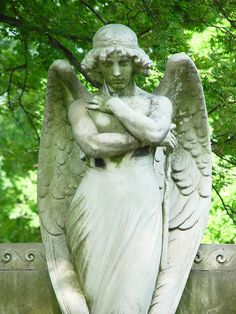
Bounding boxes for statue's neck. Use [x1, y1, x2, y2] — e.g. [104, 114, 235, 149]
[103, 82, 136, 97]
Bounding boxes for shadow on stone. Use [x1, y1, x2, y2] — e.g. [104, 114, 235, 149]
[0, 243, 235, 314]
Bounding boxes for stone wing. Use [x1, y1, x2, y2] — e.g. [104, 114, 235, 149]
[150, 53, 212, 314]
[38, 60, 90, 313]
[38, 60, 89, 235]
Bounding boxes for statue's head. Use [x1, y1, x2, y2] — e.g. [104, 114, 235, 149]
[81, 24, 152, 86]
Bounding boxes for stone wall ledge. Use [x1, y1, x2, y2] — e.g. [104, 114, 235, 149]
[0, 243, 235, 313]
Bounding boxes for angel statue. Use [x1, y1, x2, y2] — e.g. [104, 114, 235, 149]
[38, 24, 212, 314]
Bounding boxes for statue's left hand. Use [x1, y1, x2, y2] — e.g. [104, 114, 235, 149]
[87, 95, 114, 113]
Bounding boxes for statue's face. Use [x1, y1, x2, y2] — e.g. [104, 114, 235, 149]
[99, 52, 133, 91]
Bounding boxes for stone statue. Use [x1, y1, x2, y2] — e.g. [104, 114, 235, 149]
[38, 24, 212, 314]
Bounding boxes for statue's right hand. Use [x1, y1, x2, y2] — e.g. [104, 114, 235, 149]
[160, 125, 177, 151]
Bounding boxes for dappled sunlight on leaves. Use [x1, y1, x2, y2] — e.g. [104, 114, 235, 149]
[0, 0, 235, 242]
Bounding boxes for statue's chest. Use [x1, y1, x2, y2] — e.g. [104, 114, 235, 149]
[88, 110, 126, 133]
[88, 95, 151, 133]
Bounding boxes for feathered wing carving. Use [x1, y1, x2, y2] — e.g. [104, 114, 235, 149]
[150, 53, 212, 314]
[38, 60, 90, 314]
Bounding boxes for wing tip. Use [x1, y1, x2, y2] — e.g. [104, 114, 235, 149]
[168, 52, 191, 63]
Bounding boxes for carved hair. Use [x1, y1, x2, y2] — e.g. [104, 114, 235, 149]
[81, 24, 152, 83]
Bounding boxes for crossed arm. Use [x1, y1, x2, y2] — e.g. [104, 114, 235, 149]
[107, 95, 173, 145]
[69, 100, 141, 158]
[69, 96, 174, 159]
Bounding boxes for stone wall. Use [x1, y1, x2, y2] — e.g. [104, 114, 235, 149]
[0, 244, 235, 314]
[177, 244, 236, 314]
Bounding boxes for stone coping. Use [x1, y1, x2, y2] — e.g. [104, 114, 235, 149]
[0, 243, 235, 313]
[1, 243, 235, 271]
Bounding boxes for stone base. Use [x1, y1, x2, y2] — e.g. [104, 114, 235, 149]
[0, 244, 235, 314]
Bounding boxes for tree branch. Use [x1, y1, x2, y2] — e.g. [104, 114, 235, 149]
[213, 185, 236, 225]
[0, 13, 22, 27]
[0, 90, 7, 96]
[207, 23, 236, 38]
[0, 12, 91, 43]
[79, 0, 107, 24]
[212, 150, 236, 166]
[138, 27, 152, 37]
[224, 134, 235, 144]
[140, 0, 156, 24]
[2, 35, 40, 140]
[208, 104, 226, 115]
[2, 63, 33, 116]
[0, 13, 99, 88]
[48, 36, 100, 87]
[66, 34, 91, 43]
[7, 70, 14, 108]
[213, 0, 236, 29]
[19, 39, 40, 141]
[4, 64, 27, 73]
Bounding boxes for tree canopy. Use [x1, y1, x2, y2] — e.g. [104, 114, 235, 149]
[0, 0, 235, 243]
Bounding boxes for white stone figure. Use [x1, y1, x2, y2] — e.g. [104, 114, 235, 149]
[38, 24, 212, 314]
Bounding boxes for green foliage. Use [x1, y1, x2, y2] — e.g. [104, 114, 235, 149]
[0, 157, 40, 242]
[0, 0, 235, 242]
[203, 155, 236, 243]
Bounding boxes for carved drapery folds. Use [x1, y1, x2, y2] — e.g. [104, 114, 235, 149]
[38, 24, 211, 314]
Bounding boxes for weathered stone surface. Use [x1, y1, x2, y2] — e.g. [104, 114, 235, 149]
[0, 243, 235, 314]
[0, 243, 60, 314]
[39, 23, 211, 314]
[177, 244, 236, 314]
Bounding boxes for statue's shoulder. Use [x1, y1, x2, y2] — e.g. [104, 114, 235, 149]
[135, 86, 152, 99]
[136, 86, 171, 109]
[68, 97, 91, 119]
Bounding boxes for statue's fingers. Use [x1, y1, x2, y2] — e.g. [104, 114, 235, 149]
[172, 136, 177, 145]
[88, 98, 99, 105]
[86, 104, 99, 110]
[88, 99, 97, 104]
[91, 95, 102, 103]
[169, 137, 177, 148]
[171, 133, 177, 143]
[172, 137, 177, 146]
[96, 95, 103, 102]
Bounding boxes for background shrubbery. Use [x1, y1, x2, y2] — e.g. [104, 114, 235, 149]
[0, 0, 235, 242]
